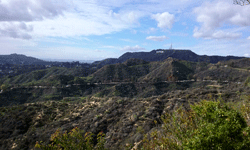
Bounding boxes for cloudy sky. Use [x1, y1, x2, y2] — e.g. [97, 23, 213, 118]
[0, 0, 250, 61]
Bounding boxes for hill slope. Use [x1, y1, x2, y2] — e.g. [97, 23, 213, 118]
[91, 57, 250, 83]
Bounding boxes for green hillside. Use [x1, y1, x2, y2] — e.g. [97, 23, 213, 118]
[91, 58, 150, 83]
[1, 67, 94, 86]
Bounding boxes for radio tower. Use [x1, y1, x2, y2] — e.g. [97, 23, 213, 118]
[169, 42, 172, 50]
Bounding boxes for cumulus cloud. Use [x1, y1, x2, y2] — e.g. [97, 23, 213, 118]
[0, 0, 145, 39]
[193, 0, 250, 39]
[109, 10, 143, 24]
[0, 22, 33, 39]
[121, 45, 145, 52]
[0, 0, 67, 22]
[146, 35, 168, 41]
[193, 27, 241, 39]
[0, 0, 191, 40]
[0, 0, 67, 39]
[152, 12, 174, 29]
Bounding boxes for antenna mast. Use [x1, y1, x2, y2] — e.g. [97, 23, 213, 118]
[169, 42, 172, 49]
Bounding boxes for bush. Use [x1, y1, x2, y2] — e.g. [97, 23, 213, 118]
[141, 100, 250, 150]
[35, 127, 106, 150]
[245, 76, 250, 87]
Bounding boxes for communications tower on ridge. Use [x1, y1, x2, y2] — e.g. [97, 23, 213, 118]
[169, 43, 173, 50]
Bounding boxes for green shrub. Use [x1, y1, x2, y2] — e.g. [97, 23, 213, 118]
[141, 100, 250, 150]
[245, 76, 250, 87]
[184, 101, 250, 150]
[35, 127, 106, 150]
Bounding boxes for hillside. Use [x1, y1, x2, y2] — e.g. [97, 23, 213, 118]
[1, 67, 94, 86]
[1, 58, 249, 105]
[91, 58, 150, 83]
[91, 58, 201, 83]
[0, 53, 46, 65]
[92, 49, 245, 68]
[91, 57, 250, 83]
[0, 82, 250, 149]
[0, 57, 250, 149]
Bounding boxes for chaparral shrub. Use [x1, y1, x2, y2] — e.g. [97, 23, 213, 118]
[245, 76, 250, 87]
[35, 127, 106, 150]
[141, 100, 250, 150]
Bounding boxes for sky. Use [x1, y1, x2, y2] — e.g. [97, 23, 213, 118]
[0, 0, 250, 61]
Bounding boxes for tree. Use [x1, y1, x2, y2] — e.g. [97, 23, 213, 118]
[234, 0, 250, 5]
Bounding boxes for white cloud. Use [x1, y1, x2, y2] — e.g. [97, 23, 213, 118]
[244, 53, 250, 57]
[247, 36, 250, 40]
[193, 27, 241, 39]
[0, 0, 196, 40]
[109, 10, 143, 24]
[121, 45, 145, 52]
[146, 35, 168, 41]
[0, 0, 67, 22]
[0, 0, 145, 39]
[28, 10, 142, 37]
[0, 0, 67, 39]
[144, 27, 157, 34]
[0, 22, 33, 39]
[152, 12, 175, 29]
[120, 38, 135, 42]
[193, 0, 250, 39]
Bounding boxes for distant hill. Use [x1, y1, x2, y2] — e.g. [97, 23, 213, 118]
[92, 49, 245, 68]
[91, 58, 194, 83]
[91, 57, 250, 83]
[0, 53, 46, 65]
[91, 58, 150, 83]
[0, 54, 93, 66]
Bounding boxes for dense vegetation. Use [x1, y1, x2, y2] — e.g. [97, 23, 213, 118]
[0, 57, 250, 149]
[33, 99, 250, 150]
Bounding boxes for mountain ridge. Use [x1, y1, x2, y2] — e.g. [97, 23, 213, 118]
[92, 49, 245, 68]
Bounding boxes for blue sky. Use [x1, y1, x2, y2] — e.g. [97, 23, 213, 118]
[0, 0, 250, 61]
